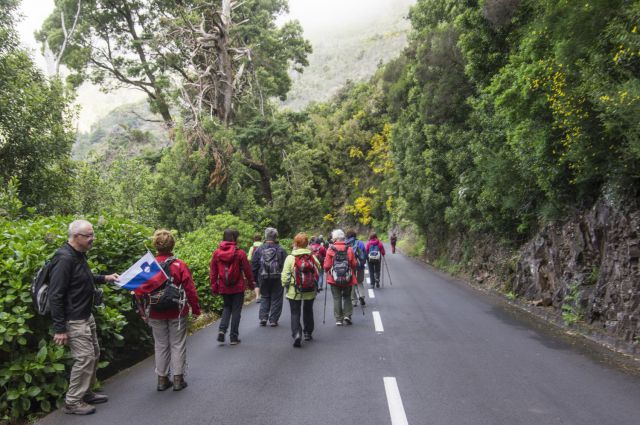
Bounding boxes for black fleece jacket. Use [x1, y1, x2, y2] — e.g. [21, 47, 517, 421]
[48, 243, 105, 333]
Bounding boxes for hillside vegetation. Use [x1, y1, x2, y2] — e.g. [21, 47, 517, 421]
[73, 101, 169, 160]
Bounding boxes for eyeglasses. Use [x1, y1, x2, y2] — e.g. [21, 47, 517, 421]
[77, 233, 95, 238]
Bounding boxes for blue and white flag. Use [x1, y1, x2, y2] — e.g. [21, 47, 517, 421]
[114, 252, 167, 295]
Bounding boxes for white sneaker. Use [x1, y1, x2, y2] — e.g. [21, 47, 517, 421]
[336, 320, 343, 326]
[344, 316, 352, 325]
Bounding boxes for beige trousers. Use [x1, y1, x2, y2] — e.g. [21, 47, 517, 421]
[148, 317, 187, 377]
[66, 315, 100, 404]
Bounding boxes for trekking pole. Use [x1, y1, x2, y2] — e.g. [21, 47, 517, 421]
[354, 284, 365, 315]
[383, 256, 393, 286]
[323, 272, 328, 324]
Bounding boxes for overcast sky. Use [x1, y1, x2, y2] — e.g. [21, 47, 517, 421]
[16, 0, 416, 130]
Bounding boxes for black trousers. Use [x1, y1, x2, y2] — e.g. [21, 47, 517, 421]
[259, 278, 284, 323]
[219, 292, 244, 339]
[288, 298, 315, 338]
[368, 260, 381, 285]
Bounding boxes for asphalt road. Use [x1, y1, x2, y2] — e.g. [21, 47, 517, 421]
[36, 247, 640, 425]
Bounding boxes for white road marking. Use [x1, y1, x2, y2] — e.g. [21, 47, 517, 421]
[373, 311, 384, 332]
[368, 289, 375, 298]
[384, 377, 409, 425]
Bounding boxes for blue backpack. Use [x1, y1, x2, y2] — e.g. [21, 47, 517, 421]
[351, 240, 367, 269]
[368, 243, 381, 262]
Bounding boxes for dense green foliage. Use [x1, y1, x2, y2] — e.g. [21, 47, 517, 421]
[0, 1, 75, 214]
[385, 0, 640, 247]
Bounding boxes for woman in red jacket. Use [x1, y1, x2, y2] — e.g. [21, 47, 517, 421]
[142, 229, 201, 392]
[209, 228, 255, 345]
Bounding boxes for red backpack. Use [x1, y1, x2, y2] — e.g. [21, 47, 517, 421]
[294, 254, 319, 293]
[217, 249, 241, 286]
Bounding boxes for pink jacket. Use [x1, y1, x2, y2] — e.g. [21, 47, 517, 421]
[365, 237, 386, 256]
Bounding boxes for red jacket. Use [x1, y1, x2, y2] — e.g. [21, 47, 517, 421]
[209, 241, 255, 294]
[365, 237, 386, 256]
[309, 243, 326, 264]
[323, 242, 357, 286]
[148, 253, 201, 320]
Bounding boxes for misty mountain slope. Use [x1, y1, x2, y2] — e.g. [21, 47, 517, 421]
[73, 101, 169, 160]
[283, 11, 411, 110]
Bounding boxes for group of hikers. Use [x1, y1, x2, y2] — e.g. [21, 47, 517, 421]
[45, 219, 397, 415]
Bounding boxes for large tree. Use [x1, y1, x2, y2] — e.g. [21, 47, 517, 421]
[38, 0, 311, 199]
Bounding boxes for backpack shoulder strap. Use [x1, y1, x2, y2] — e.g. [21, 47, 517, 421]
[160, 256, 177, 283]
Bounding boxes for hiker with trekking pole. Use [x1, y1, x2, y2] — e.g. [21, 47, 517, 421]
[346, 229, 367, 314]
[365, 232, 385, 289]
[323, 229, 358, 326]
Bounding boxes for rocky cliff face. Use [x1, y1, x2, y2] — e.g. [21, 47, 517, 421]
[514, 197, 640, 343]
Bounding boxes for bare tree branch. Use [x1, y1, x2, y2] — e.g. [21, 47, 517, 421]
[54, 0, 82, 75]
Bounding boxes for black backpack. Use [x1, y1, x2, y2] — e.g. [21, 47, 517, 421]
[330, 245, 352, 286]
[148, 257, 184, 312]
[259, 246, 281, 279]
[31, 259, 56, 315]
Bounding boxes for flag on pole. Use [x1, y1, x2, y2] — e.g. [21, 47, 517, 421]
[115, 252, 167, 295]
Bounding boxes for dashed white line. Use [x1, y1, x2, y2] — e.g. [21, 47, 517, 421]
[372, 311, 384, 332]
[384, 377, 409, 425]
[368, 289, 375, 298]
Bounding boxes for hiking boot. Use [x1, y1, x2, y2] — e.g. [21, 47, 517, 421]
[336, 320, 343, 326]
[344, 316, 352, 325]
[230, 338, 241, 345]
[157, 375, 172, 391]
[217, 331, 225, 343]
[269, 321, 278, 327]
[63, 401, 96, 415]
[83, 392, 108, 404]
[303, 333, 312, 341]
[293, 332, 302, 348]
[259, 320, 267, 327]
[173, 374, 188, 391]
[359, 296, 366, 306]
